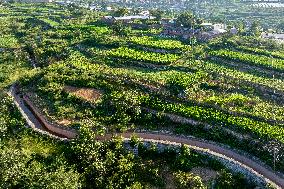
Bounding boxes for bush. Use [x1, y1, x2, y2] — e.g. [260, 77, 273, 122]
[173, 171, 206, 189]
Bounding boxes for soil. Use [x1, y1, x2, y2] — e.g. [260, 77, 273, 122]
[64, 86, 102, 101]
[191, 167, 218, 184]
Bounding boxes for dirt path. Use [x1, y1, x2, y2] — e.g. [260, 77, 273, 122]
[121, 133, 284, 188]
[9, 85, 284, 188]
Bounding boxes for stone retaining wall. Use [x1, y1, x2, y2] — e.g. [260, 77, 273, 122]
[23, 95, 78, 139]
[124, 139, 279, 189]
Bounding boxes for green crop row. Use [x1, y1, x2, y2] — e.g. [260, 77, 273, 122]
[129, 36, 189, 51]
[209, 49, 284, 72]
[139, 94, 284, 143]
[107, 47, 180, 65]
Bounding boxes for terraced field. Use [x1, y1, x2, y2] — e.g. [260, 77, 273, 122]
[10, 5, 283, 173]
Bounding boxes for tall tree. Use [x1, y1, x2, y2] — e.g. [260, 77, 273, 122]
[113, 7, 129, 17]
[250, 21, 261, 36]
[150, 9, 164, 21]
[176, 12, 195, 28]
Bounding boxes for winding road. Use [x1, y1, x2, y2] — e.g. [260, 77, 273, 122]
[8, 85, 284, 188]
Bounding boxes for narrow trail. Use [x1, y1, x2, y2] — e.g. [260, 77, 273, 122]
[8, 85, 284, 188]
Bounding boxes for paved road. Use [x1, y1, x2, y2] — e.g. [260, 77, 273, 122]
[9, 85, 284, 188]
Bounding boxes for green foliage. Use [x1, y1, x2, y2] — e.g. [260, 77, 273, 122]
[173, 171, 206, 189]
[0, 93, 81, 189]
[149, 9, 164, 21]
[249, 21, 261, 37]
[100, 90, 141, 132]
[129, 36, 189, 51]
[1, 3, 283, 187]
[70, 126, 138, 188]
[112, 21, 132, 36]
[113, 7, 129, 17]
[176, 12, 195, 28]
[215, 169, 255, 189]
[0, 35, 19, 48]
[209, 49, 284, 72]
[108, 47, 180, 65]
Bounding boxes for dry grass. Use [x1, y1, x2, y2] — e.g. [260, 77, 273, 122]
[64, 86, 103, 102]
[57, 119, 72, 126]
[191, 167, 218, 184]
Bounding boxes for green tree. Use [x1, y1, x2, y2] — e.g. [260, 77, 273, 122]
[150, 9, 164, 21]
[71, 126, 139, 188]
[250, 21, 261, 36]
[113, 7, 129, 17]
[173, 171, 206, 189]
[112, 21, 132, 37]
[176, 12, 195, 28]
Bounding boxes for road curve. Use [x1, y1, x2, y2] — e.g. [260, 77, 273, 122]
[9, 85, 284, 188]
[122, 133, 284, 188]
[98, 132, 284, 188]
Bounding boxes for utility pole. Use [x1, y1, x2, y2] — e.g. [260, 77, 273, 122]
[191, 18, 195, 60]
[272, 56, 277, 172]
[274, 146, 276, 171]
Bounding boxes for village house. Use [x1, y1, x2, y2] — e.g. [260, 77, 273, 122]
[101, 15, 155, 24]
[162, 21, 229, 41]
[20, 0, 53, 2]
[262, 33, 284, 40]
[162, 25, 199, 39]
[261, 32, 284, 43]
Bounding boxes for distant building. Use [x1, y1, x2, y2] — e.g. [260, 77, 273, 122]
[230, 27, 238, 35]
[102, 15, 155, 24]
[139, 10, 150, 16]
[213, 23, 226, 30]
[261, 33, 284, 42]
[162, 26, 198, 39]
[20, 0, 53, 2]
[200, 23, 213, 27]
[106, 7, 113, 11]
[162, 21, 229, 41]
[198, 30, 226, 41]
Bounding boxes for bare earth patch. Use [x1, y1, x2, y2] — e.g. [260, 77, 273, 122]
[57, 119, 72, 126]
[191, 167, 218, 184]
[64, 86, 103, 102]
[164, 170, 176, 189]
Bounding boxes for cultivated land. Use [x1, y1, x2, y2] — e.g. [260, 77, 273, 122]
[0, 2, 284, 188]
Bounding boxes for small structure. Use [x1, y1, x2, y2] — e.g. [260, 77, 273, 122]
[106, 7, 113, 11]
[162, 26, 198, 39]
[200, 23, 213, 27]
[139, 10, 150, 16]
[262, 33, 284, 40]
[162, 21, 229, 41]
[261, 33, 284, 43]
[230, 27, 238, 35]
[20, 0, 53, 2]
[213, 23, 227, 30]
[102, 15, 155, 24]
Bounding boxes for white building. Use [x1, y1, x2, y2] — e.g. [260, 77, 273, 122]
[262, 33, 284, 42]
[102, 15, 155, 24]
[230, 27, 238, 34]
